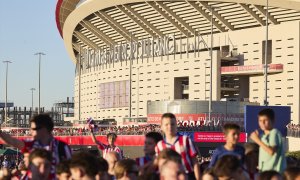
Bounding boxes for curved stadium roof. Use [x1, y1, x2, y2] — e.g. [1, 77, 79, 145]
[56, 0, 300, 63]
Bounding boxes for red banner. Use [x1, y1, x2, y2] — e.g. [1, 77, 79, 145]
[194, 132, 247, 143]
[0, 136, 145, 146]
[221, 64, 283, 73]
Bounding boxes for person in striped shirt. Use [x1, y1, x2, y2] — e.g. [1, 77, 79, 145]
[155, 113, 200, 180]
[91, 130, 123, 159]
[136, 132, 163, 168]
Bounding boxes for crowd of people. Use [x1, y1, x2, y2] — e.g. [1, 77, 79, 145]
[3, 120, 300, 138]
[2, 123, 246, 137]
[287, 123, 300, 138]
[0, 110, 298, 179]
[1, 125, 161, 137]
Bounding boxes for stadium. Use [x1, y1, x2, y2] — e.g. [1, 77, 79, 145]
[56, 0, 300, 126]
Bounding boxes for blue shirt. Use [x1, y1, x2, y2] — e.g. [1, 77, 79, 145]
[208, 145, 245, 168]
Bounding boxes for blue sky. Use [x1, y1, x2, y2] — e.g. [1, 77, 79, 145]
[0, 0, 74, 110]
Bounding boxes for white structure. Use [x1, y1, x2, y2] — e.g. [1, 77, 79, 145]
[56, 0, 300, 124]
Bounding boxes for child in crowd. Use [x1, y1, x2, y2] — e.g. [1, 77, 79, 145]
[136, 132, 163, 167]
[155, 113, 200, 180]
[250, 108, 287, 173]
[91, 129, 123, 159]
[139, 148, 182, 180]
[95, 157, 110, 180]
[213, 155, 249, 180]
[56, 160, 71, 180]
[201, 168, 215, 180]
[69, 152, 100, 180]
[114, 159, 139, 180]
[283, 167, 300, 180]
[160, 159, 187, 180]
[106, 151, 120, 178]
[156, 149, 182, 173]
[209, 123, 245, 168]
[259, 170, 282, 180]
[244, 143, 259, 179]
[22, 148, 52, 180]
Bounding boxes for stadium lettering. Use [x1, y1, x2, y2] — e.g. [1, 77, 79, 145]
[76, 33, 208, 73]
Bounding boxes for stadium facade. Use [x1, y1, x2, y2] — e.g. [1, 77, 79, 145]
[56, 0, 300, 124]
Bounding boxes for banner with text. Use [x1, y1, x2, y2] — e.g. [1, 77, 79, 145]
[147, 113, 244, 126]
[194, 132, 247, 143]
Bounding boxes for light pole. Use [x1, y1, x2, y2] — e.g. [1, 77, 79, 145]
[208, 7, 213, 123]
[204, 62, 207, 100]
[264, 0, 269, 106]
[30, 88, 36, 116]
[137, 66, 141, 118]
[208, 6, 217, 122]
[3, 61, 12, 124]
[34, 52, 45, 114]
[129, 33, 133, 118]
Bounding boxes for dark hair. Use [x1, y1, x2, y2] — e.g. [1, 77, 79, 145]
[223, 123, 240, 134]
[203, 168, 215, 178]
[56, 160, 70, 175]
[114, 159, 138, 179]
[107, 132, 117, 139]
[244, 143, 259, 176]
[157, 149, 181, 165]
[258, 108, 275, 123]
[145, 132, 163, 143]
[30, 114, 54, 132]
[70, 152, 100, 178]
[200, 162, 211, 174]
[259, 170, 281, 180]
[161, 113, 176, 121]
[283, 167, 300, 180]
[98, 157, 108, 172]
[29, 148, 52, 163]
[213, 155, 240, 178]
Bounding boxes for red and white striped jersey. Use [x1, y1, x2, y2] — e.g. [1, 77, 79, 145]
[135, 156, 152, 167]
[97, 143, 123, 159]
[155, 135, 198, 173]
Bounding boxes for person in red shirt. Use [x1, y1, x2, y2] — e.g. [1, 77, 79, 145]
[136, 132, 163, 168]
[91, 129, 123, 159]
[155, 113, 200, 180]
[0, 114, 71, 180]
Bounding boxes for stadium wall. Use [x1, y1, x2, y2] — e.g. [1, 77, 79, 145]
[73, 21, 300, 124]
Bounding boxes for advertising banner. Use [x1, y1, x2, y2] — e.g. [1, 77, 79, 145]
[178, 131, 194, 140]
[0, 136, 145, 146]
[194, 132, 247, 143]
[244, 106, 290, 136]
[147, 113, 244, 126]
